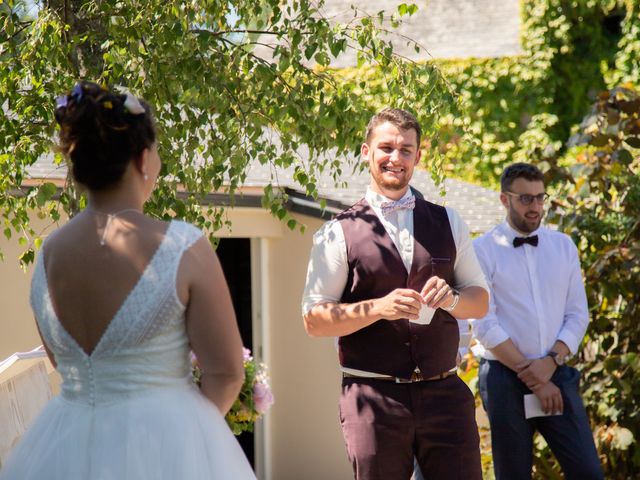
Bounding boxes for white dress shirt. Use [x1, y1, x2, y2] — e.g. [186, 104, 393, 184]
[471, 221, 589, 360]
[302, 187, 489, 315]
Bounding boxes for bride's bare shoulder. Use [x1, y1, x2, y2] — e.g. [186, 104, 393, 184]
[42, 213, 172, 262]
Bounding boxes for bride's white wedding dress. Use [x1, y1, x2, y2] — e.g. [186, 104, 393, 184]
[0, 221, 256, 479]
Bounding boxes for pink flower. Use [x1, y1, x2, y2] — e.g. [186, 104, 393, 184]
[253, 381, 274, 414]
[242, 347, 252, 361]
[190, 351, 199, 366]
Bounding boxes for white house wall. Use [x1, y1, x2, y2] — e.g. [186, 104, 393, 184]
[0, 215, 57, 360]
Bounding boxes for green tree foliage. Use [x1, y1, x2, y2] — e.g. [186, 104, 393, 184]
[331, 1, 638, 188]
[435, 0, 637, 186]
[546, 85, 640, 479]
[0, 0, 456, 263]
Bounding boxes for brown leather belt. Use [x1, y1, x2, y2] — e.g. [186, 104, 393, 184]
[342, 369, 456, 383]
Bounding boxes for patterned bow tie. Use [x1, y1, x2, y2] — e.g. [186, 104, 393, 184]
[513, 235, 539, 248]
[380, 196, 416, 217]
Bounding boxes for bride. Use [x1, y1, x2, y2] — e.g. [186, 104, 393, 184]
[0, 81, 256, 479]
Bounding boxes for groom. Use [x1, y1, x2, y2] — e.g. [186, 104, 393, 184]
[301, 108, 489, 479]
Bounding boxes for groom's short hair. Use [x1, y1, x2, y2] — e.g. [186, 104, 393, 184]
[365, 108, 421, 146]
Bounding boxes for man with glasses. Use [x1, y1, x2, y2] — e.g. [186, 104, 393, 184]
[471, 163, 603, 479]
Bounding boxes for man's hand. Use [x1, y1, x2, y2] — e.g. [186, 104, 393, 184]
[420, 276, 454, 309]
[532, 381, 563, 415]
[517, 357, 556, 390]
[375, 288, 424, 321]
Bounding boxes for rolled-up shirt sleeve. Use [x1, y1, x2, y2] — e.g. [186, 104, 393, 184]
[470, 237, 510, 349]
[446, 207, 489, 292]
[458, 320, 472, 356]
[301, 220, 349, 315]
[556, 241, 589, 354]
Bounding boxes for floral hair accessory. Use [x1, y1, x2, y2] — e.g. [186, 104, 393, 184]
[55, 95, 68, 110]
[71, 83, 83, 102]
[123, 92, 145, 115]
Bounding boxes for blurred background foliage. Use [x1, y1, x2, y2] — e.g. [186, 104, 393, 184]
[545, 84, 639, 480]
[336, 0, 638, 188]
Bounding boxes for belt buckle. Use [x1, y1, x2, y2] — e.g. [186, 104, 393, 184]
[396, 371, 422, 383]
[395, 376, 412, 384]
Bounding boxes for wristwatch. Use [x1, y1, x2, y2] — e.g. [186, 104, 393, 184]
[546, 351, 565, 367]
[442, 289, 460, 312]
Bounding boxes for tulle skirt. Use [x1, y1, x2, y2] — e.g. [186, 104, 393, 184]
[0, 385, 256, 480]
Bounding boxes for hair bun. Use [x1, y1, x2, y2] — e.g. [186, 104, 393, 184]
[55, 81, 156, 191]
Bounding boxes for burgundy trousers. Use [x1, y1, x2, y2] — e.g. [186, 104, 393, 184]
[339, 374, 482, 480]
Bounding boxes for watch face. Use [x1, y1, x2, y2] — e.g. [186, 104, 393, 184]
[548, 351, 562, 366]
[549, 352, 563, 366]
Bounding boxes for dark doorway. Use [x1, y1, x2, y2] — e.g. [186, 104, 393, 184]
[216, 238, 254, 467]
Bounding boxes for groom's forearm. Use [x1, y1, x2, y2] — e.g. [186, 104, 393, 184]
[303, 300, 382, 337]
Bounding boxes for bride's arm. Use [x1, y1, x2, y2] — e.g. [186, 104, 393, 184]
[180, 236, 244, 415]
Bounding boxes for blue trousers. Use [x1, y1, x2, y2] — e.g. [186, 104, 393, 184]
[478, 359, 603, 480]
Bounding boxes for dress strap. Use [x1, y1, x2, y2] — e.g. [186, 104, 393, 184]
[170, 221, 205, 254]
[162, 221, 205, 288]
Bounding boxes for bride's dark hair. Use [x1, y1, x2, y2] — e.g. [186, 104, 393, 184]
[54, 81, 156, 191]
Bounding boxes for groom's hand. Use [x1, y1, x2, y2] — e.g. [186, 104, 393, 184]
[375, 288, 423, 321]
[420, 276, 454, 309]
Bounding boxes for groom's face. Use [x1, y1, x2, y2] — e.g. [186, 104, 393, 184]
[362, 121, 421, 197]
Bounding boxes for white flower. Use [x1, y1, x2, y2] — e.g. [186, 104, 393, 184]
[123, 92, 145, 115]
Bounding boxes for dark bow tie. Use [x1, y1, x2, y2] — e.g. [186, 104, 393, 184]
[513, 235, 539, 248]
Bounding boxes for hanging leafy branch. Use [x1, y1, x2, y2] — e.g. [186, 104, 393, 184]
[0, 0, 459, 265]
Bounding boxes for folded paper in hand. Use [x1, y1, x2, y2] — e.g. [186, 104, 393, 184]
[411, 305, 435, 325]
[524, 393, 562, 419]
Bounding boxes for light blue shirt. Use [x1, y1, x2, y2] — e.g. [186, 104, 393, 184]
[471, 222, 589, 359]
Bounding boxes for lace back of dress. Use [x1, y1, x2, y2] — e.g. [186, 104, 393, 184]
[115, 221, 203, 349]
[30, 221, 204, 358]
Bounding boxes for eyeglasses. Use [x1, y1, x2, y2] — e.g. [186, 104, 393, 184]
[503, 191, 549, 205]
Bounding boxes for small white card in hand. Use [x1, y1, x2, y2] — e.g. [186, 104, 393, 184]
[411, 305, 435, 325]
[524, 394, 561, 419]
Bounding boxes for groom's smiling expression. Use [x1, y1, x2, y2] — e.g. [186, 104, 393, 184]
[362, 121, 421, 200]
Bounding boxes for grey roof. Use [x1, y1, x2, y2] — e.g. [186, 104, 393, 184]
[320, 0, 522, 67]
[243, 160, 503, 233]
[26, 156, 503, 234]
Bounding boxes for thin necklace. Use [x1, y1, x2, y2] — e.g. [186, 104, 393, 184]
[85, 206, 143, 246]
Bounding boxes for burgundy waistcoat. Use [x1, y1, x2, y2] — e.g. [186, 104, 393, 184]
[337, 198, 459, 379]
